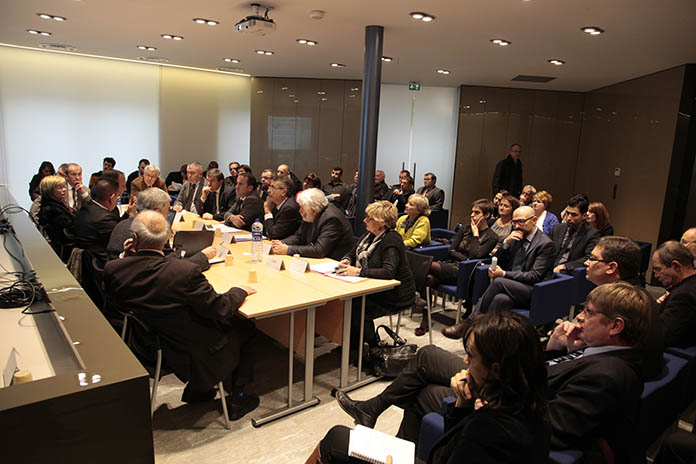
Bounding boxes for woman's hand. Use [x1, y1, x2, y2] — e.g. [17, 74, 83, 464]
[336, 264, 360, 276]
[450, 369, 472, 407]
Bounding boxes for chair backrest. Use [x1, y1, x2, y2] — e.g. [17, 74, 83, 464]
[405, 250, 433, 293]
[634, 240, 652, 281]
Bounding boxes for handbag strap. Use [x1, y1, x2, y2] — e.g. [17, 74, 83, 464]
[375, 324, 407, 346]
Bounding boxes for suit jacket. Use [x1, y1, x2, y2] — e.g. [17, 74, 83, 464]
[447, 225, 498, 262]
[223, 191, 265, 231]
[282, 203, 355, 260]
[130, 176, 167, 197]
[551, 222, 600, 271]
[417, 186, 445, 210]
[71, 199, 122, 262]
[263, 196, 301, 240]
[103, 251, 250, 392]
[495, 229, 555, 285]
[174, 178, 206, 212]
[492, 155, 523, 197]
[659, 274, 696, 348]
[66, 182, 90, 211]
[195, 183, 235, 221]
[390, 186, 415, 213]
[322, 181, 350, 210]
[539, 211, 560, 236]
[547, 348, 643, 463]
[374, 180, 390, 201]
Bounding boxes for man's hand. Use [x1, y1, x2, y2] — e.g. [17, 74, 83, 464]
[271, 240, 289, 255]
[202, 213, 213, 220]
[228, 214, 246, 228]
[240, 285, 257, 296]
[201, 246, 216, 260]
[488, 266, 504, 280]
[75, 182, 88, 197]
[264, 197, 276, 214]
[200, 186, 211, 201]
[546, 321, 584, 352]
[504, 230, 524, 244]
[553, 264, 566, 274]
[173, 204, 183, 212]
[470, 218, 479, 237]
[450, 369, 472, 407]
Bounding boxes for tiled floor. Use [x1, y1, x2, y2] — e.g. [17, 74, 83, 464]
[152, 300, 466, 463]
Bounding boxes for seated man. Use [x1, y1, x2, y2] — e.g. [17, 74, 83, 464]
[389, 175, 415, 214]
[223, 172, 264, 231]
[373, 170, 390, 201]
[263, 176, 301, 240]
[173, 162, 206, 214]
[551, 195, 599, 273]
[106, 187, 214, 269]
[130, 164, 167, 196]
[71, 177, 122, 263]
[103, 211, 259, 419]
[276, 163, 302, 195]
[652, 241, 696, 348]
[271, 188, 354, 260]
[258, 168, 274, 202]
[337, 282, 653, 463]
[681, 227, 696, 265]
[88, 156, 115, 188]
[224, 161, 240, 189]
[519, 184, 536, 206]
[196, 168, 234, 221]
[416, 172, 445, 210]
[65, 162, 91, 211]
[322, 166, 350, 210]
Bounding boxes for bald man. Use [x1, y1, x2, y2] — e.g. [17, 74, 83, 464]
[681, 227, 696, 265]
[277, 163, 302, 195]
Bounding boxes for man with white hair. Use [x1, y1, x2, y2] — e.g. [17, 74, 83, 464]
[130, 164, 166, 196]
[173, 162, 206, 213]
[271, 188, 354, 260]
[65, 162, 91, 210]
[103, 210, 260, 419]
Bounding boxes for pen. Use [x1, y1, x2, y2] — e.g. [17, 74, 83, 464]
[459, 377, 467, 382]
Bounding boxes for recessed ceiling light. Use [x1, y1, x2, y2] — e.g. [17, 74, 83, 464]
[37, 13, 66, 21]
[137, 45, 157, 51]
[437, 69, 451, 75]
[193, 18, 219, 25]
[382, 56, 392, 62]
[410, 12, 435, 21]
[490, 39, 511, 46]
[161, 34, 184, 40]
[27, 29, 51, 36]
[330, 63, 346, 68]
[281, 86, 289, 90]
[317, 91, 326, 95]
[548, 59, 565, 66]
[255, 50, 274, 55]
[581, 26, 605, 35]
[217, 67, 245, 73]
[296, 39, 318, 46]
[289, 94, 296, 97]
[294, 100, 300, 103]
[321, 98, 328, 101]
[39, 43, 77, 51]
[224, 58, 240, 63]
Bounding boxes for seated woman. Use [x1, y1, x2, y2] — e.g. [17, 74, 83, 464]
[531, 190, 559, 236]
[491, 189, 507, 220]
[37, 175, 75, 262]
[586, 201, 614, 236]
[306, 311, 550, 464]
[415, 199, 499, 336]
[336, 201, 416, 348]
[303, 172, 322, 190]
[396, 193, 431, 248]
[489, 193, 519, 254]
[29, 161, 55, 201]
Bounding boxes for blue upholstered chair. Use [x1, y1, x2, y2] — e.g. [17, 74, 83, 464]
[570, 266, 595, 308]
[664, 345, 696, 413]
[428, 209, 449, 230]
[634, 240, 652, 284]
[433, 258, 490, 324]
[412, 228, 456, 262]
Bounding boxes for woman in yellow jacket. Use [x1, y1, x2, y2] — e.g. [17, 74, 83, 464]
[396, 193, 431, 248]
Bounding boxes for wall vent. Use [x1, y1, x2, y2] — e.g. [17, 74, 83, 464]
[511, 75, 556, 83]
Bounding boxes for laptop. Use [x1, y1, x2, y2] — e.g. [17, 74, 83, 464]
[172, 230, 214, 257]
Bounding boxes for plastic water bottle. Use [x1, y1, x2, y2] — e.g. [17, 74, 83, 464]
[251, 218, 263, 263]
[490, 256, 498, 271]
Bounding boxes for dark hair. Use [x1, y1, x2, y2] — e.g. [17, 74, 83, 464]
[465, 312, 548, 423]
[510, 143, 521, 150]
[588, 202, 610, 231]
[207, 161, 219, 170]
[400, 169, 411, 176]
[597, 236, 640, 280]
[424, 172, 437, 182]
[179, 164, 187, 174]
[332, 167, 343, 175]
[101, 169, 124, 184]
[229, 161, 240, 168]
[238, 164, 252, 175]
[92, 178, 118, 202]
[472, 198, 494, 217]
[655, 240, 695, 269]
[303, 172, 322, 190]
[138, 159, 150, 166]
[567, 194, 589, 214]
[207, 168, 224, 182]
[402, 175, 414, 186]
[103, 157, 116, 167]
[238, 172, 257, 189]
[275, 176, 294, 194]
[501, 193, 520, 211]
[38, 161, 55, 176]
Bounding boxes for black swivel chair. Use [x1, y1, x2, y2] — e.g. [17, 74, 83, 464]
[405, 250, 434, 344]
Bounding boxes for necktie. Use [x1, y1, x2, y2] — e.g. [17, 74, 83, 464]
[511, 239, 528, 272]
[559, 227, 577, 264]
[213, 191, 219, 214]
[546, 349, 584, 366]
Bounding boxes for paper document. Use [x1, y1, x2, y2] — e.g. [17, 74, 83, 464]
[348, 425, 414, 464]
[208, 224, 244, 234]
[310, 261, 367, 283]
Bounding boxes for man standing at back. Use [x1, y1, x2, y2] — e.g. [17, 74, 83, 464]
[492, 143, 523, 197]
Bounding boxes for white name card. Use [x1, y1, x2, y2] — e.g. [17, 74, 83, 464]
[221, 232, 236, 244]
[3, 347, 19, 388]
[266, 256, 285, 271]
[193, 221, 205, 231]
[173, 211, 183, 225]
[289, 256, 310, 274]
[263, 242, 272, 255]
[215, 245, 229, 259]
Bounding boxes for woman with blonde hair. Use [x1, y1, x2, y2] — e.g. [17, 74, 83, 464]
[396, 193, 431, 248]
[531, 190, 559, 236]
[37, 175, 75, 262]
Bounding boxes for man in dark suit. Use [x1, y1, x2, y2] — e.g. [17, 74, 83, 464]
[263, 176, 301, 240]
[652, 240, 696, 348]
[551, 195, 600, 273]
[271, 188, 355, 260]
[173, 162, 206, 214]
[224, 173, 264, 231]
[373, 170, 390, 201]
[103, 210, 260, 419]
[71, 177, 122, 262]
[224, 161, 240, 189]
[196, 168, 234, 221]
[322, 166, 350, 210]
[492, 143, 523, 197]
[416, 172, 445, 210]
[277, 163, 303, 195]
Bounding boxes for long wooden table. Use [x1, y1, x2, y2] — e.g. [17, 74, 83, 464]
[175, 212, 399, 426]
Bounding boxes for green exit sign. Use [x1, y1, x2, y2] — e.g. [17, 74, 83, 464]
[409, 83, 421, 91]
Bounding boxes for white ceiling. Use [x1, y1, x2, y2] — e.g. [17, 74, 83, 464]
[2, 0, 696, 91]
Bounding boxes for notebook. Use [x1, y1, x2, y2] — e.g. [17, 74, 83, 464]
[348, 425, 415, 464]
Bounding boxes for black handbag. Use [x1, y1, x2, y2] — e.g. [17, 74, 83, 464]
[367, 325, 418, 378]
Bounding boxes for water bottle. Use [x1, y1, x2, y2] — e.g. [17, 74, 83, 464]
[490, 256, 498, 271]
[251, 218, 263, 263]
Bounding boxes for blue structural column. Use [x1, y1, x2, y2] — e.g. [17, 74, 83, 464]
[354, 25, 384, 235]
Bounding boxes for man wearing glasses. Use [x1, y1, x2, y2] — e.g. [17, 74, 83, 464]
[263, 176, 301, 240]
[473, 205, 555, 317]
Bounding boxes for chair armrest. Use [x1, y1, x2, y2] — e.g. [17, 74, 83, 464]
[431, 228, 456, 240]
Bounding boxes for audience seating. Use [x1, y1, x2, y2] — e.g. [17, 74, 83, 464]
[634, 240, 652, 284]
[428, 208, 449, 230]
[433, 258, 490, 325]
[119, 310, 231, 429]
[412, 228, 455, 262]
[571, 266, 595, 308]
[417, 396, 456, 461]
[664, 345, 696, 412]
[470, 265, 575, 326]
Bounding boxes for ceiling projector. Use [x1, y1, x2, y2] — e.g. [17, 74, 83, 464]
[235, 3, 276, 36]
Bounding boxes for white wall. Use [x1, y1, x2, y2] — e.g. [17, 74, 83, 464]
[376, 85, 460, 210]
[0, 46, 251, 209]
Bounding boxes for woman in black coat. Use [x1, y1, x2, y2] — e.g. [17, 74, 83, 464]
[336, 200, 416, 348]
[29, 161, 55, 201]
[37, 175, 75, 262]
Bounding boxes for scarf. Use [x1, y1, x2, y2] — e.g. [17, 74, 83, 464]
[356, 230, 387, 269]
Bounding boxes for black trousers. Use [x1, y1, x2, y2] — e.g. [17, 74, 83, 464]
[475, 276, 533, 315]
[654, 430, 696, 464]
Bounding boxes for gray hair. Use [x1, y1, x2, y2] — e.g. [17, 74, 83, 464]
[187, 162, 203, 173]
[296, 188, 328, 213]
[137, 187, 171, 213]
[143, 164, 160, 176]
[130, 210, 169, 250]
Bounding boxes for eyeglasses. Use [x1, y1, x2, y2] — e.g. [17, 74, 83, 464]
[586, 256, 609, 263]
[579, 306, 606, 318]
[681, 239, 696, 246]
[268, 185, 285, 191]
[511, 216, 534, 225]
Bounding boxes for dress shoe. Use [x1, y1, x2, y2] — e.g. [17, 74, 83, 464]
[226, 393, 260, 420]
[335, 390, 377, 428]
[181, 385, 216, 404]
[441, 319, 474, 340]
